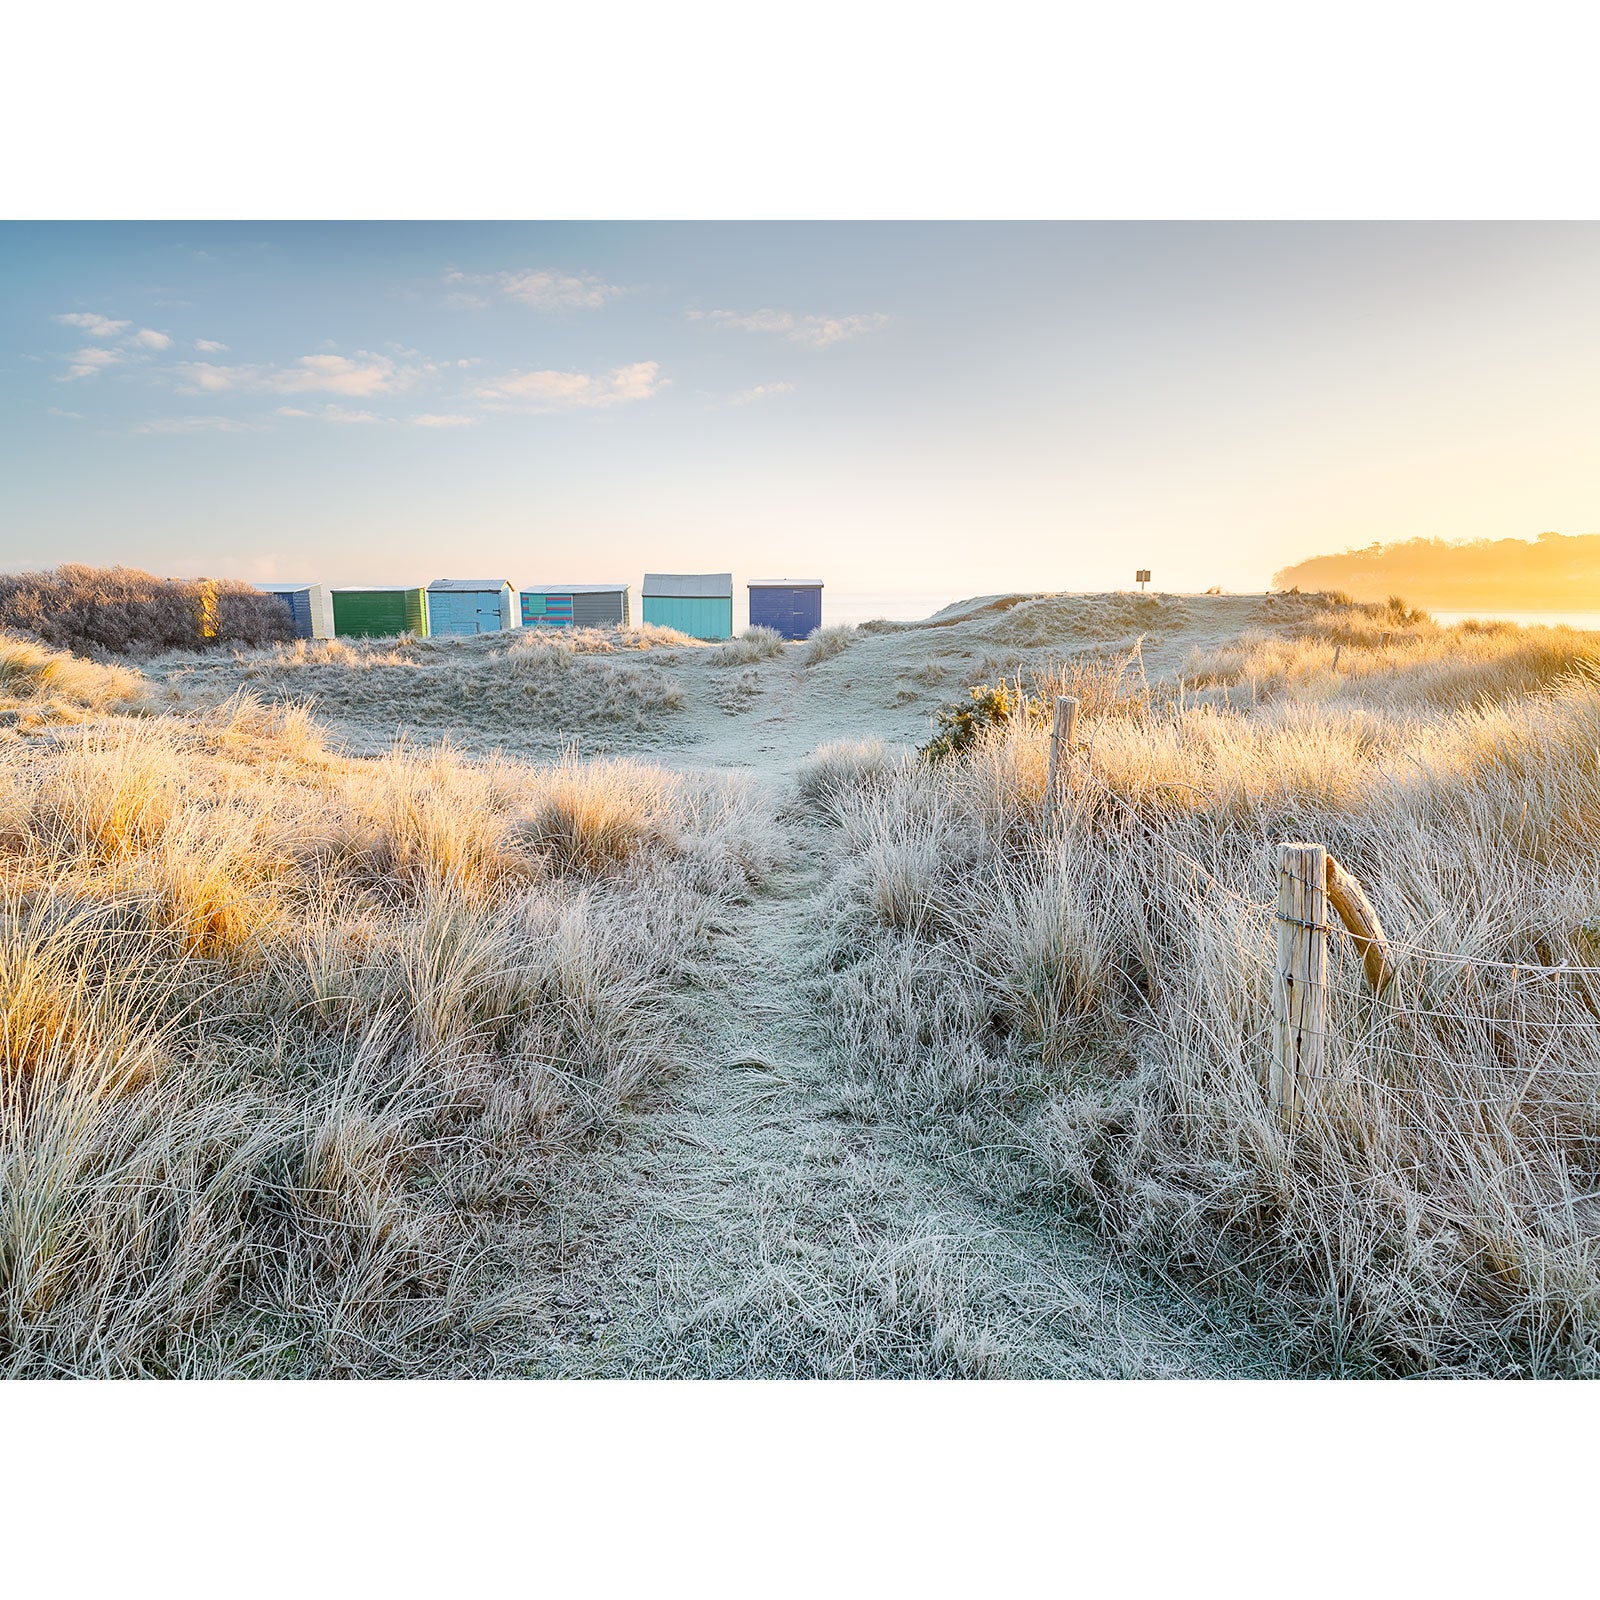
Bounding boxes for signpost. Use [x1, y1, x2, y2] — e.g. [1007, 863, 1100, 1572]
[1136, 569, 1151, 593]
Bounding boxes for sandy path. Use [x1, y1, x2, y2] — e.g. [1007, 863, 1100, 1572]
[526, 812, 1286, 1378]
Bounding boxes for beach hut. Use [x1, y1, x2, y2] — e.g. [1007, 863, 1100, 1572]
[641, 573, 733, 640]
[427, 579, 518, 635]
[520, 583, 631, 629]
[257, 582, 335, 640]
[330, 586, 431, 639]
[747, 579, 823, 641]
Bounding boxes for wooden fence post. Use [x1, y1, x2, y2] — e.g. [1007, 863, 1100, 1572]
[1324, 854, 1394, 995]
[1273, 842, 1329, 1126]
[1042, 695, 1080, 831]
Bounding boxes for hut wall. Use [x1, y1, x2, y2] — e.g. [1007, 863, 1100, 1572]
[748, 584, 823, 641]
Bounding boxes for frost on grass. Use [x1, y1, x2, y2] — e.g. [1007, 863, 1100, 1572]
[813, 622, 1600, 1375]
[0, 699, 782, 1376]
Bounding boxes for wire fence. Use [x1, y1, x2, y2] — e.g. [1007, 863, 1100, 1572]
[1039, 695, 1600, 1129]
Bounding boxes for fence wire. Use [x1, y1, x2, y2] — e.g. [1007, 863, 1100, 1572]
[1047, 758, 1600, 1124]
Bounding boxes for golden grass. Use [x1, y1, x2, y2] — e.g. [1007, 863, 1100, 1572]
[0, 700, 781, 1375]
[0, 632, 146, 732]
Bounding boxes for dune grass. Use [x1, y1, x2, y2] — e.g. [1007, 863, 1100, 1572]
[0, 695, 781, 1375]
[805, 626, 1600, 1375]
[0, 632, 147, 731]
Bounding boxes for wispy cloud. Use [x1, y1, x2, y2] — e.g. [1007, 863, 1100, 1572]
[194, 338, 229, 353]
[731, 381, 796, 405]
[128, 328, 172, 351]
[689, 307, 888, 348]
[176, 351, 419, 397]
[134, 416, 262, 434]
[54, 312, 130, 338]
[60, 346, 123, 380]
[444, 267, 625, 312]
[476, 360, 664, 411]
[412, 413, 478, 428]
[47, 406, 85, 419]
[275, 403, 382, 424]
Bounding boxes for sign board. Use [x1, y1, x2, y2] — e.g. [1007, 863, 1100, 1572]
[1136, 569, 1151, 584]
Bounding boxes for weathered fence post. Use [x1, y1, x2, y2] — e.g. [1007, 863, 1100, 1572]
[1042, 695, 1079, 831]
[1324, 854, 1394, 995]
[1273, 842, 1329, 1126]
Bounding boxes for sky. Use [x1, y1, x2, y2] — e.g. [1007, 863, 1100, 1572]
[3, 221, 1599, 600]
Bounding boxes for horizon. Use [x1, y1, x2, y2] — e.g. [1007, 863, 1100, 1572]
[4, 221, 1599, 596]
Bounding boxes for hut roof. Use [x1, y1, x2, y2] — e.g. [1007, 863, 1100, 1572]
[427, 578, 514, 591]
[747, 579, 824, 588]
[643, 573, 733, 598]
[522, 582, 630, 594]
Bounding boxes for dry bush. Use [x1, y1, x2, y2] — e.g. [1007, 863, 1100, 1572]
[710, 626, 787, 666]
[813, 631, 1600, 1374]
[0, 705, 781, 1375]
[803, 624, 856, 665]
[0, 565, 293, 656]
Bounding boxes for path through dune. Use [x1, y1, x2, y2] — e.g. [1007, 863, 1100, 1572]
[520, 809, 1287, 1378]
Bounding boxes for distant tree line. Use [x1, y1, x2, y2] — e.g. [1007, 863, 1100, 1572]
[0, 564, 294, 655]
[1274, 532, 1600, 609]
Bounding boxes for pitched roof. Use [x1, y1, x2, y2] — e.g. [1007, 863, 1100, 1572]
[747, 579, 824, 588]
[642, 572, 733, 598]
[428, 578, 514, 591]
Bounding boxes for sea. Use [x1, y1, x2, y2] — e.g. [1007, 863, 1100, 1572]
[810, 594, 1600, 632]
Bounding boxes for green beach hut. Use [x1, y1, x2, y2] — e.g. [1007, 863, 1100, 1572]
[330, 585, 431, 639]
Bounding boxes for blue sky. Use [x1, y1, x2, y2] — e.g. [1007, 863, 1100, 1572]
[4, 221, 1599, 596]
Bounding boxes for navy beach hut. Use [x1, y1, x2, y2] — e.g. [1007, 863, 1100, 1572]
[427, 579, 518, 635]
[257, 582, 335, 640]
[747, 579, 823, 641]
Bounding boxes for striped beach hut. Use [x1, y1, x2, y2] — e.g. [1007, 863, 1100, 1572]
[748, 579, 823, 641]
[641, 573, 733, 641]
[520, 583, 631, 629]
[427, 579, 518, 635]
[257, 582, 336, 640]
[330, 585, 431, 639]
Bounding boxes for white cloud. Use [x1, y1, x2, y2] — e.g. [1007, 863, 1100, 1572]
[54, 311, 130, 338]
[194, 339, 229, 353]
[275, 403, 383, 424]
[444, 267, 624, 312]
[128, 328, 172, 351]
[412, 413, 478, 428]
[47, 406, 85, 419]
[689, 307, 888, 348]
[176, 350, 416, 397]
[134, 416, 261, 434]
[475, 360, 664, 410]
[60, 346, 123, 380]
[731, 381, 796, 405]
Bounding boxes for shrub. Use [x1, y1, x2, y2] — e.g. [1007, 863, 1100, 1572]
[920, 681, 1047, 763]
[0, 564, 293, 656]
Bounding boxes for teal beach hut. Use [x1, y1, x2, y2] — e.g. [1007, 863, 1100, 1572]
[641, 573, 733, 640]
